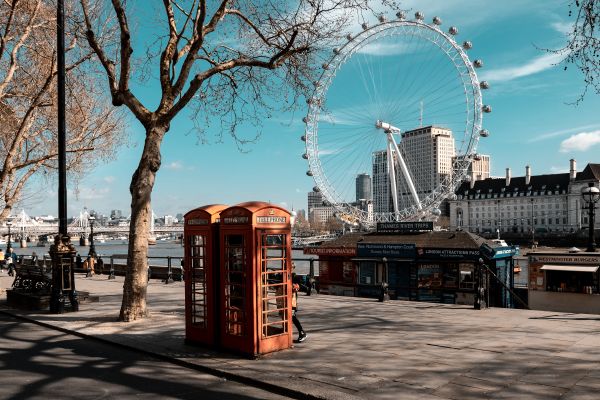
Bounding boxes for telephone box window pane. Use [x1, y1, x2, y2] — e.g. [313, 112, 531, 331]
[191, 235, 205, 246]
[264, 234, 284, 246]
[265, 248, 285, 258]
[225, 234, 246, 336]
[189, 234, 207, 328]
[265, 259, 284, 271]
[192, 246, 204, 257]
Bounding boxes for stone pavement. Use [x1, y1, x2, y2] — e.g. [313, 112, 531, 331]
[1, 272, 600, 400]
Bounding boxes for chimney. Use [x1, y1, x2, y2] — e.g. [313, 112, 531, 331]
[505, 168, 511, 186]
[525, 165, 531, 185]
[570, 159, 577, 180]
[469, 176, 475, 189]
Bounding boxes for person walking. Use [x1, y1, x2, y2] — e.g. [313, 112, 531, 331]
[0, 248, 4, 271]
[6, 247, 17, 277]
[292, 282, 307, 343]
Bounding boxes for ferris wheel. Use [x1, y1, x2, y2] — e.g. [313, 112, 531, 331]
[302, 11, 491, 227]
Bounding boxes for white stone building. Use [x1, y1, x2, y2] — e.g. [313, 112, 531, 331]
[448, 160, 600, 235]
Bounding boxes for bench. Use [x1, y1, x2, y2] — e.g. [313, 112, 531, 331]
[12, 263, 52, 292]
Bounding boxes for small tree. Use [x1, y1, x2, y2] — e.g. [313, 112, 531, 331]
[554, 0, 600, 103]
[0, 0, 123, 220]
[80, 0, 388, 321]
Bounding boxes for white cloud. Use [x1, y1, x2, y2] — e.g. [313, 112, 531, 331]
[76, 186, 110, 201]
[103, 176, 115, 184]
[551, 21, 573, 35]
[560, 130, 600, 152]
[550, 166, 568, 173]
[528, 123, 600, 143]
[480, 52, 564, 83]
[165, 161, 183, 170]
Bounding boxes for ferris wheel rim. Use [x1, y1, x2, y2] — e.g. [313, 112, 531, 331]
[304, 17, 484, 225]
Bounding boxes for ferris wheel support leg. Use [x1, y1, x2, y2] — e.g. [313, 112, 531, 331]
[387, 132, 422, 210]
[386, 141, 400, 215]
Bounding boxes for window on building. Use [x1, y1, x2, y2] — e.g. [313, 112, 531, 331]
[359, 262, 376, 285]
[459, 264, 474, 289]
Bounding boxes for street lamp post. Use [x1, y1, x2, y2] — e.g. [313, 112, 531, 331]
[6, 221, 12, 250]
[530, 198, 535, 247]
[88, 216, 96, 258]
[581, 183, 600, 252]
[49, 0, 78, 313]
[86, 216, 96, 278]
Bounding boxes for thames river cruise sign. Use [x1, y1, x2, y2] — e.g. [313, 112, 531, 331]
[376, 221, 434, 233]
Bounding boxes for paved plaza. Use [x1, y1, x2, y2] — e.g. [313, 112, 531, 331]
[1, 273, 600, 399]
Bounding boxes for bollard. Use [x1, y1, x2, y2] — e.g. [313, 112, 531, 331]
[108, 256, 115, 280]
[378, 282, 389, 302]
[163, 256, 174, 284]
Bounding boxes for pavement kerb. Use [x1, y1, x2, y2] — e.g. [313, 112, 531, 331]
[0, 307, 333, 400]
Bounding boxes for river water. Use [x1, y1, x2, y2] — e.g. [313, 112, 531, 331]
[11, 240, 318, 275]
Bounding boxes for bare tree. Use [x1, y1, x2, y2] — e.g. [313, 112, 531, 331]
[79, 0, 389, 321]
[0, 0, 124, 220]
[554, 0, 600, 103]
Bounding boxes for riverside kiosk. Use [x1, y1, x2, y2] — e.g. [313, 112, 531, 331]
[183, 204, 228, 347]
[184, 201, 293, 357]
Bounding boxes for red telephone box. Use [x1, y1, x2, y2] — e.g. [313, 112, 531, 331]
[219, 201, 293, 356]
[183, 204, 228, 346]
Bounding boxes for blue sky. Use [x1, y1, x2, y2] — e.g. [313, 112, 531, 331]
[25, 1, 600, 218]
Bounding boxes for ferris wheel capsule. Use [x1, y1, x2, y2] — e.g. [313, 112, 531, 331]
[302, 153, 309, 159]
[479, 129, 490, 137]
[480, 81, 490, 89]
[313, 186, 320, 192]
[432, 208, 442, 216]
[396, 11, 406, 20]
[473, 59, 484, 68]
[346, 33, 353, 41]
[302, 116, 308, 123]
[463, 41, 472, 50]
[300, 135, 306, 142]
[333, 48, 340, 55]
[361, 22, 368, 30]
[482, 105, 492, 113]
[415, 11, 424, 21]
[378, 15, 386, 23]
[448, 26, 458, 35]
[306, 170, 313, 177]
[432, 16, 442, 25]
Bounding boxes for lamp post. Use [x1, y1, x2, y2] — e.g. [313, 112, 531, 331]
[581, 183, 600, 252]
[530, 198, 535, 247]
[88, 216, 96, 258]
[6, 221, 12, 250]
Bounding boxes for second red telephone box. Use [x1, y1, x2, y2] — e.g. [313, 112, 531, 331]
[183, 204, 228, 346]
[219, 201, 293, 356]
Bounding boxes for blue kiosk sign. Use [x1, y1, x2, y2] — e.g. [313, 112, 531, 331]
[357, 243, 416, 258]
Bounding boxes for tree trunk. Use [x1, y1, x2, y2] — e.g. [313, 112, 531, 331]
[119, 125, 166, 321]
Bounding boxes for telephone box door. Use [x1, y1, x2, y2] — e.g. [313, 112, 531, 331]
[221, 229, 253, 354]
[184, 205, 227, 346]
[257, 230, 292, 354]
